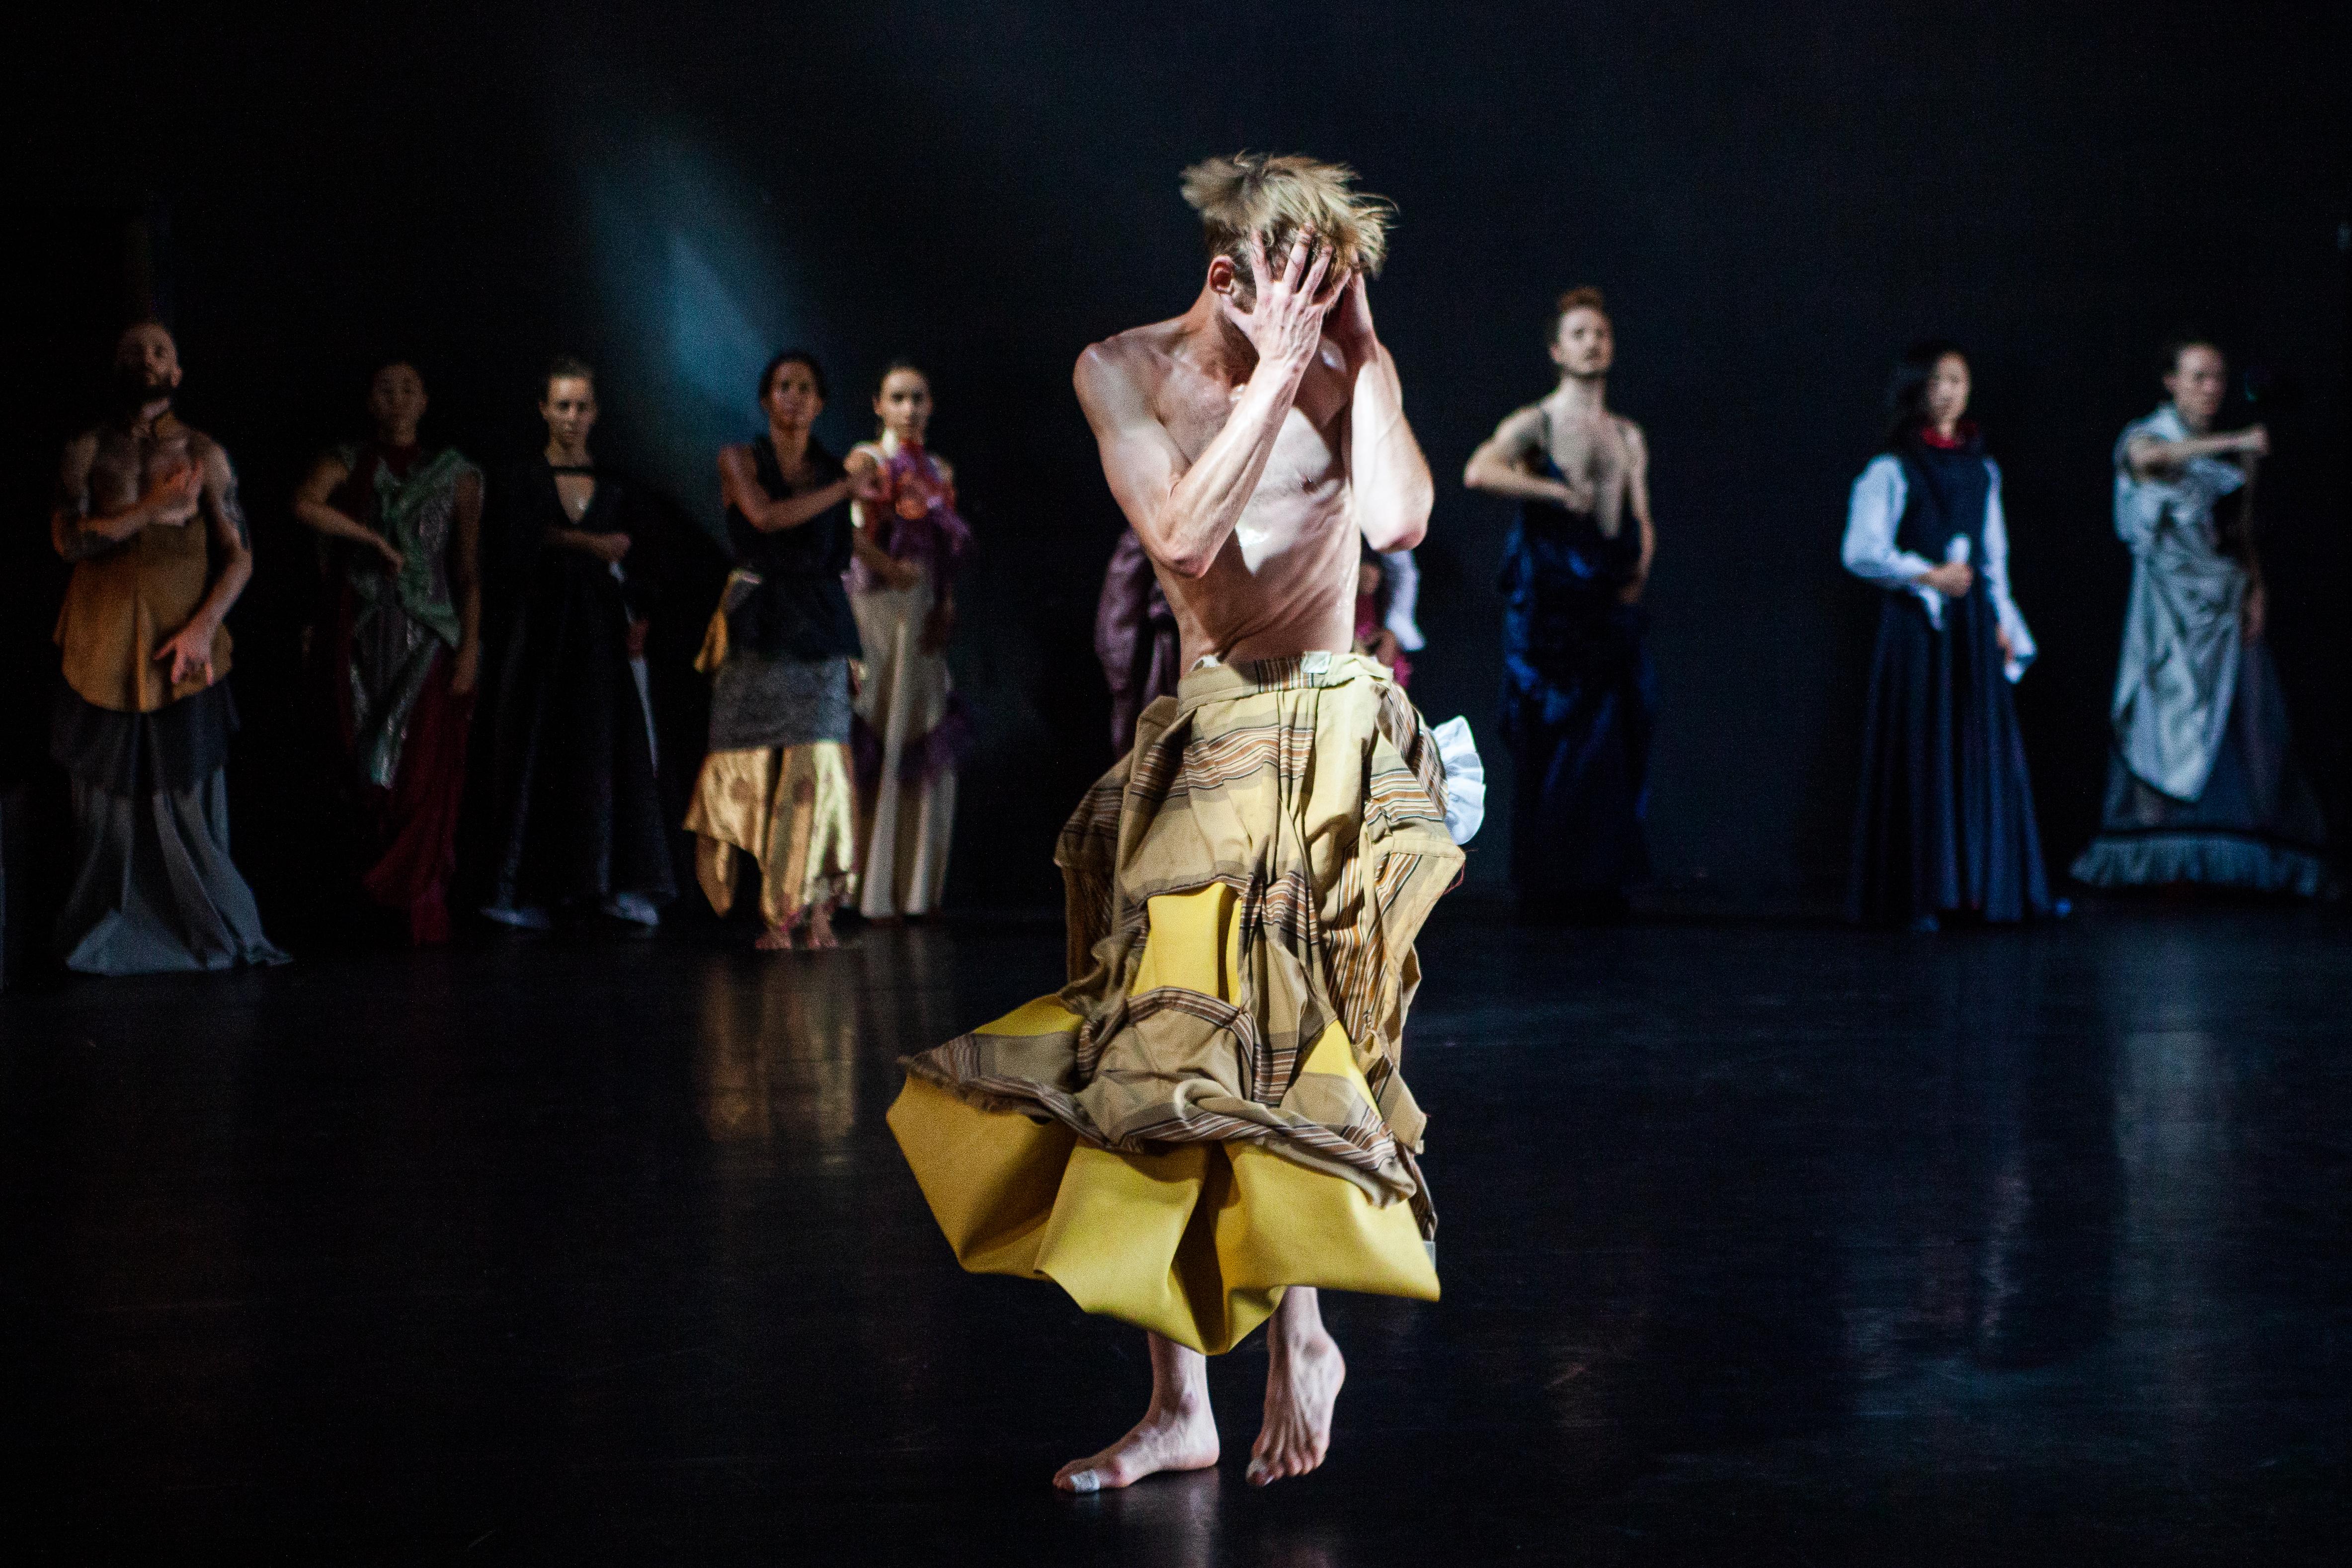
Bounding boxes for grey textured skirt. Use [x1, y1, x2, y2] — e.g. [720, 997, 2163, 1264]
[710, 651, 853, 752]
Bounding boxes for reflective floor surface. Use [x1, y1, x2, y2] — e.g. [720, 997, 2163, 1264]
[3, 901, 2348, 1564]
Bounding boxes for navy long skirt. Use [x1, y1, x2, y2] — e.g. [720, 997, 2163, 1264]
[1849, 586, 2051, 926]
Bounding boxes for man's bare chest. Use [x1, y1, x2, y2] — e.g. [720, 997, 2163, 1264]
[90, 428, 199, 514]
[1159, 372, 1348, 490]
[1544, 421, 1628, 487]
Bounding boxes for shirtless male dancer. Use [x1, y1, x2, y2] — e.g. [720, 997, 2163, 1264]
[1466, 288, 1659, 917]
[49, 323, 284, 972]
[890, 155, 1475, 1493]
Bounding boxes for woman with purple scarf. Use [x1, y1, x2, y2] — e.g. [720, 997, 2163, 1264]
[848, 361, 972, 920]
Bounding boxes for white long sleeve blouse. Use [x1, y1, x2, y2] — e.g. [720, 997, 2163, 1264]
[1841, 454, 2036, 682]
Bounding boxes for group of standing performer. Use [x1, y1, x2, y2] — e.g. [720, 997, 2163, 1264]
[1840, 335, 2331, 928]
[40, 321, 973, 973]
[681, 351, 970, 950]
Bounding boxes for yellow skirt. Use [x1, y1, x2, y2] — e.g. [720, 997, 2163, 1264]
[888, 882, 1439, 1354]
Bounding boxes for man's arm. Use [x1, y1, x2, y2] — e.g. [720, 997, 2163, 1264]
[51, 434, 195, 562]
[155, 441, 253, 686]
[1330, 275, 1432, 552]
[1463, 407, 1574, 505]
[1619, 419, 1656, 602]
[1076, 231, 1344, 578]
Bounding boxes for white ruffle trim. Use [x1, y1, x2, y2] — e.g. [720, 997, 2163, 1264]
[1430, 716, 1485, 845]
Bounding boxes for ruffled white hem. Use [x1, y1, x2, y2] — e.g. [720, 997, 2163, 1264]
[1430, 715, 1485, 846]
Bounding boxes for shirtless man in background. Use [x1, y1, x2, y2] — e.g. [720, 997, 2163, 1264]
[1463, 288, 1654, 597]
[889, 156, 1470, 1496]
[1466, 288, 1660, 920]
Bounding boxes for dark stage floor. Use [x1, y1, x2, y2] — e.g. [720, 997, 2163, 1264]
[4, 901, 2349, 1565]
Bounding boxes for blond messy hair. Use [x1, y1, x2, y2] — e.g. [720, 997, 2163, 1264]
[1179, 153, 1393, 301]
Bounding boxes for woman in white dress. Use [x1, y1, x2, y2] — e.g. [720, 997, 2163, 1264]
[848, 362, 972, 921]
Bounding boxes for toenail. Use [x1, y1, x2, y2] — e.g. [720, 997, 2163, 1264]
[1066, 1470, 1101, 1493]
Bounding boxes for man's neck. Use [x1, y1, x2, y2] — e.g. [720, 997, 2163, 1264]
[122, 397, 173, 436]
[545, 440, 591, 466]
[1174, 286, 1258, 385]
[1548, 373, 1608, 419]
[376, 423, 420, 449]
[2172, 401, 2212, 436]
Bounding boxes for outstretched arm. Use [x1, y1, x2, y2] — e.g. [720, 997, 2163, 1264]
[1328, 275, 1432, 551]
[2127, 424, 2266, 479]
[1463, 407, 1574, 505]
[719, 444, 879, 533]
[155, 442, 254, 686]
[1076, 230, 1345, 578]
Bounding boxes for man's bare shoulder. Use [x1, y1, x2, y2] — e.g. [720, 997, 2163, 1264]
[61, 429, 101, 467]
[1612, 413, 1648, 455]
[1073, 319, 1188, 405]
[1490, 402, 1548, 445]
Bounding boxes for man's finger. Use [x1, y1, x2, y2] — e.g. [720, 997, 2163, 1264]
[1283, 228, 1312, 290]
[1301, 244, 1332, 301]
[1246, 230, 1272, 292]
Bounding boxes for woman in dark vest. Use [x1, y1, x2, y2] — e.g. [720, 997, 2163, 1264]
[684, 350, 908, 950]
[1841, 340, 2053, 928]
[481, 356, 675, 930]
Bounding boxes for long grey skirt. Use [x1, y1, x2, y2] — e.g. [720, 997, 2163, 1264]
[57, 768, 289, 975]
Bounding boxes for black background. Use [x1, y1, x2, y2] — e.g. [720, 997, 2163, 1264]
[11, 0, 2347, 916]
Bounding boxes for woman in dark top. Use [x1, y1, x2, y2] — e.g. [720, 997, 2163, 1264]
[1840, 341, 2052, 928]
[482, 355, 675, 929]
[684, 349, 905, 950]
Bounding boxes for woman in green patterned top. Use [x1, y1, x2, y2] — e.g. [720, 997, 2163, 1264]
[292, 359, 484, 943]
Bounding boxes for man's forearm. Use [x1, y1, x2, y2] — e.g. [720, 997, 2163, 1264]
[54, 501, 149, 560]
[1152, 351, 1312, 576]
[1348, 345, 1432, 550]
[189, 552, 251, 634]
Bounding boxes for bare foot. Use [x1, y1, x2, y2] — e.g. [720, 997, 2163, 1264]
[1249, 1291, 1345, 1485]
[1054, 1395, 1219, 1494]
[753, 924, 796, 952]
[803, 904, 841, 950]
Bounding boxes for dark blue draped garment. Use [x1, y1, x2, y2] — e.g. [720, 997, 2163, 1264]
[1498, 457, 1654, 916]
[1849, 433, 2051, 926]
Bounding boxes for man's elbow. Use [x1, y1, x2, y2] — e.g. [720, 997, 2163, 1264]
[1161, 546, 1216, 579]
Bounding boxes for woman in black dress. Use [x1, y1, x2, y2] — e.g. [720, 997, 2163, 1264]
[1840, 341, 2052, 928]
[481, 356, 674, 928]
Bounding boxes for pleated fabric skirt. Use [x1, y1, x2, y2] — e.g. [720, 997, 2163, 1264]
[889, 653, 1459, 1353]
[850, 576, 960, 918]
[1849, 589, 2052, 926]
[2070, 640, 2333, 897]
[686, 652, 858, 927]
